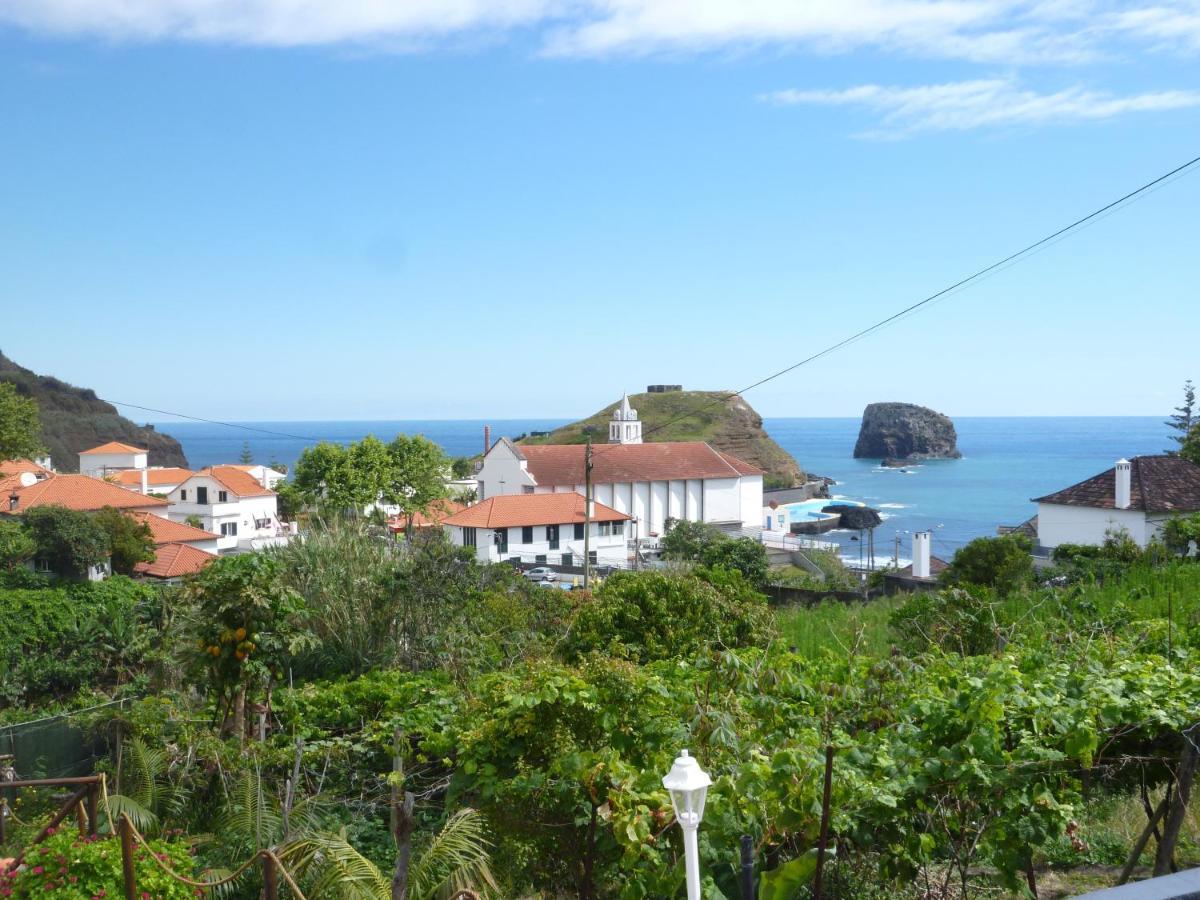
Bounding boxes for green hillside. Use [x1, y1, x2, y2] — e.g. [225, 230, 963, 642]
[522, 390, 805, 488]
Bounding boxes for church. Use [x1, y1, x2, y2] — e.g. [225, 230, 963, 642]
[474, 394, 764, 538]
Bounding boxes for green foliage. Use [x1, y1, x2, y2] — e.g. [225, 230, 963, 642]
[0, 827, 196, 899]
[1168, 379, 1196, 451]
[890, 586, 1006, 656]
[941, 532, 1034, 595]
[563, 568, 776, 663]
[21, 504, 110, 578]
[239, 440, 254, 464]
[92, 506, 156, 575]
[0, 380, 44, 460]
[661, 519, 770, 586]
[183, 514, 204, 529]
[1182, 423, 1200, 467]
[0, 576, 157, 706]
[385, 433, 451, 529]
[450, 456, 475, 479]
[1164, 512, 1200, 555]
[0, 517, 36, 571]
[184, 553, 313, 733]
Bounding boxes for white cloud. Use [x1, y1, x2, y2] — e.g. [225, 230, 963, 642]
[0, 0, 1196, 62]
[760, 77, 1200, 135]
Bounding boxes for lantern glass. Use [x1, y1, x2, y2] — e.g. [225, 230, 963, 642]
[662, 750, 711, 827]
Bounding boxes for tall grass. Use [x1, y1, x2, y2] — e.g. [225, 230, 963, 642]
[774, 562, 1200, 662]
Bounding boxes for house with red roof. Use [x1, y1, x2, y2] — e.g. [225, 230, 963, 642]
[1034, 456, 1200, 549]
[475, 395, 764, 539]
[442, 493, 631, 566]
[79, 441, 148, 478]
[166, 466, 290, 551]
[134, 542, 217, 583]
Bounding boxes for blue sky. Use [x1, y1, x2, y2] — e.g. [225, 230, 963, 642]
[2, 1, 1198, 421]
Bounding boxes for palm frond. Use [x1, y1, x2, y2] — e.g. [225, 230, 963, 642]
[125, 736, 168, 812]
[102, 792, 159, 835]
[216, 769, 283, 857]
[407, 809, 497, 900]
[277, 831, 390, 900]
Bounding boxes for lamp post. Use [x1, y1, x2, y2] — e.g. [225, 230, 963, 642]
[663, 749, 711, 900]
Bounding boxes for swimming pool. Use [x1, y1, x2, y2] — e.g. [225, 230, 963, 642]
[781, 497, 866, 522]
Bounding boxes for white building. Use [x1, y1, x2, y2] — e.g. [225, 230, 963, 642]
[475, 397, 763, 538]
[442, 492, 630, 566]
[79, 441, 147, 477]
[1034, 456, 1200, 549]
[167, 466, 290, 551]
[228, 464, 288, 491]
[609, 393, 642, 444]
[112, 467, 195, 496]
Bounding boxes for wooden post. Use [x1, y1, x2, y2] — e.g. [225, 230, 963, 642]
[1155, 734, 1199, 876]
[391, 730, 416, 900]
[813, 745, 835, 900]
[119, 816, 137, 900]
[86, 783, 98, 837]
[262, 852, 279, 900]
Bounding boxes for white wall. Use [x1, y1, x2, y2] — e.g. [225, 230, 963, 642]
[475, 443, 536, 500]
[167, 475, 281, 550]
[80, 451, 146, 477]
[1036, 503, 1152, 549]
[445, 521, 628, 567]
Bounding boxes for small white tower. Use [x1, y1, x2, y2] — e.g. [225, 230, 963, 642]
[608, 393, 643, 444]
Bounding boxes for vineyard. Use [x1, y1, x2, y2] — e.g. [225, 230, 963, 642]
[2, 525, 1200, 898]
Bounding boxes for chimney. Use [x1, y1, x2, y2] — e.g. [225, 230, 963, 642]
[259, 468, 269, 490]
[8, 492, 18, 512]
[1115, 459, 1132, 510]
[912, 531, 932, 579]
[140, 469, 149, 494]
[483, 424, 491, 457]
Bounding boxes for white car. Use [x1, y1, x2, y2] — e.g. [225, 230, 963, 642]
[524, 566, 557, 582]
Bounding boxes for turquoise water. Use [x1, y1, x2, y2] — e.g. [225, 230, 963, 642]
[782, 498, 864, 522]
[155, 415, 1174, 558]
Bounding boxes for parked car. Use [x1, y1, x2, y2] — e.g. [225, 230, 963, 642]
[524, 566, 557, 582]
[538, 579, 574, 591]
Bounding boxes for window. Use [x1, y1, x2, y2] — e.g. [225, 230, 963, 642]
[508, 556, 521, 565]
[180, 489, 187, 501]
[220, 522, 238, 537]
[254, 518, 272, 529]
[561, 553, 573, 567]
[495, 528, 508, 554]
[612, 521, 624, 536]
[535, 554, 547, 564]
[196, 486, 208, 504]
[218, 490, 228, 503]
[599, 521, 612, 537]
[522, 486, 534, 494]
[547, 524, 560, 550]
[588, 550, 598, 565]
[521, 526, 534, 544]
[462, 527, 477, 548]
[574, 523, 584, 540]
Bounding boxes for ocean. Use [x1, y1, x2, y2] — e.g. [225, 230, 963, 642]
[155, 416, 1174, 560]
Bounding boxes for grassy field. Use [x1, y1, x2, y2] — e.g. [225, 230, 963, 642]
[775, 595, 906, 659]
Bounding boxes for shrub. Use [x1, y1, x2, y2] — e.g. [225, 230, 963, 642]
[562, 567, 775, 663]
[890, 586, 1007, 656]
[941, 533, 1033, 595]
[21, 505, 110, 579]
[0, 827, 196, 899]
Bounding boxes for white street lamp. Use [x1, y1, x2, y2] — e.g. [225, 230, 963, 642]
[662, 749, 711, 900]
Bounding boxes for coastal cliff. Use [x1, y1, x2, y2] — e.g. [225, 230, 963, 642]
[853, 402, 961, 461]
[523, 391, 806, 488]
[0, 351, 189, 471]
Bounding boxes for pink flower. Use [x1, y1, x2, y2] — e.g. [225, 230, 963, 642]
[31, 866, 44, 875]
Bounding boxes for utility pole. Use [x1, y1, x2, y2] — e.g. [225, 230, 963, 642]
[583, 432, 594, 589]
[894, 534, 900, 569]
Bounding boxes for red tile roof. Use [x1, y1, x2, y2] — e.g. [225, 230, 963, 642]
[517, 442, 762, 486]
[7, 474, 169, 513]
[113, 468, 194, 487]
[80, 441, 147, 455]
[387, 499, 466, 531]
[0, 459, 53, 477]
[1033, 456, 1200, 513]
[190, 466, 275, 498]
[442, 493, 629, 528]
[131, 511, 219, 546]
[134, 542, 217, 579]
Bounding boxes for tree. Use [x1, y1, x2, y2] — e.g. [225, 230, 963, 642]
[239, 441, 254, 464]
[1167, 380, 1196, 453]
[0, 381, 44, 461]
[93, 506, 156, 575]
[1182, 423, 1200, 467]
[184, 514, 204, 529]
[293, 437, 395, 517]
[21, 504, 110, 578]
[185, 553, 314, 739]
[450, 456, 475, 479]
[0, 518, 36, 571]
[941, 533, 1034, 595]
[660, 518, 726, 562]
[700, 536, 770, 587]
[385, 435, 450, 534]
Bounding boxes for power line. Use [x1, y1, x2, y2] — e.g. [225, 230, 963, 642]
[97, 398, 325, 443]
[593, 152, 1200, 458]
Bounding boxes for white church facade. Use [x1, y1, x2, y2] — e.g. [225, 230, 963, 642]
[475, 395, 764, 538]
